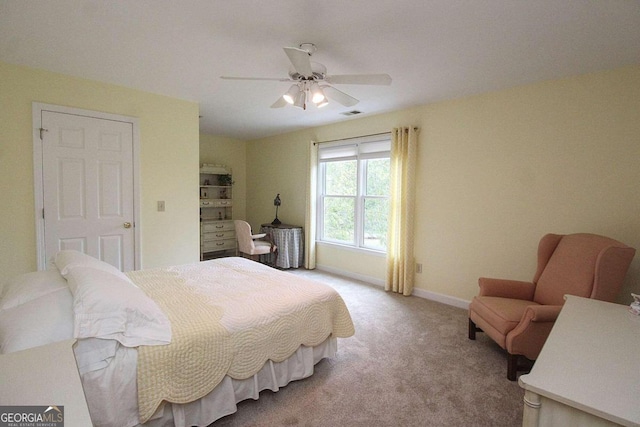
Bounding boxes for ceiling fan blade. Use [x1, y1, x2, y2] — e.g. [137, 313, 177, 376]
[326, 74, 392, 86]
[323, 86, 359, 107]
[220, 76, 291, 82]
[270, 97, 287, 108]
[283, 47, 313, 78]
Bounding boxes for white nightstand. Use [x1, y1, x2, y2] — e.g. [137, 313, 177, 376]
[0, 339, 93, 426]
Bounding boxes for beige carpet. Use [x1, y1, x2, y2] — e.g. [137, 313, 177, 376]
[213, 269, 524, 426]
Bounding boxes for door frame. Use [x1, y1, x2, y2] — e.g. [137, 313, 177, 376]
[32, 102, 141, 271]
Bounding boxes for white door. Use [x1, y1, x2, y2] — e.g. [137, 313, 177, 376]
[40, 109, 136, 271]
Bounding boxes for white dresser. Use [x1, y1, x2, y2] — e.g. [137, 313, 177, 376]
[201, 219, 236, 255]
[519, 295, 640, 427]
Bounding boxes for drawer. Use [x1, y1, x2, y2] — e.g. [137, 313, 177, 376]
[201, 238, 236, 252]
[200, 199, 233, 208]
[201, 221, 235, 232]
[201, 230, 235, 241]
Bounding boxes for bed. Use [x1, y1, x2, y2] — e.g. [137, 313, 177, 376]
[0, 251, 355, 426]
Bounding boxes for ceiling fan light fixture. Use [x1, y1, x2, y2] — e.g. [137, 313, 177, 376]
[221, 44, 384, 111]
[310, 82, 325, 104]
[293, 90, 306, 110]
[283, 84, 299, 104]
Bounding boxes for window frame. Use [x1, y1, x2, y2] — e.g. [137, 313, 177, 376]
[317, 134, 391, 253]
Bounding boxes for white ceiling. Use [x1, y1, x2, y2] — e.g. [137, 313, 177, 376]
[1, 1, 639, 140]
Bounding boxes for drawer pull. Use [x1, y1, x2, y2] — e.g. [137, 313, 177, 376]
[215, 225, 224, 228]
[216, 242, 224, 246]
[216, 234, 224, 237]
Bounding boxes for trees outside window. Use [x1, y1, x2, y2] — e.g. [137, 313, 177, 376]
[318, 136, 390, 252]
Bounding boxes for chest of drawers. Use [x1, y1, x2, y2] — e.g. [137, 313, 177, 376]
[200, 220, 236, 259]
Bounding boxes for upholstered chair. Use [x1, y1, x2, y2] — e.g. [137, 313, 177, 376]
[468, 233, 635, 380]
[234, 220, 277, 265]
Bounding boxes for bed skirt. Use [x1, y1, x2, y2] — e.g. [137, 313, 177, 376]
[138, 337, 337, 427]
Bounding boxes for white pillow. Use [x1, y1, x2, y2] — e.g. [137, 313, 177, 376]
[54, 250, 132, 285]
[0, 287, 73, 354]
[66, 266, 171, 347]
[0, 269, 68, 310]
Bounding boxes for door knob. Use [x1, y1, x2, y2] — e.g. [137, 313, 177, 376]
[123, 222, 132, 229]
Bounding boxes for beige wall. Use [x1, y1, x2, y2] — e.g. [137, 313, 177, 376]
[4, 60, 638, 305]
[244, 136, 309, 232]
[199, 134, 247, 221]
[0, 61, 200, 277]
[246, 65, 640, 303]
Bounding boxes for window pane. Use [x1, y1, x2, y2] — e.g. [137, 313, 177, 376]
[363, 197, 389, 250]
[365, 158, 390, 196]
[323, 196, 355, 243]
[326, 161, 356, 195]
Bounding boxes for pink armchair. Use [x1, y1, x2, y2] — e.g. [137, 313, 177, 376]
[468, 233, 635, 380]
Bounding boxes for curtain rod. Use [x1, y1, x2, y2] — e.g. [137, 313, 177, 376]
[313, 128, 418, 146]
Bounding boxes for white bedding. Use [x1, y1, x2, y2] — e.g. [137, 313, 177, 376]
[0, 254, 355, 427]
[81, 335, 338, 427]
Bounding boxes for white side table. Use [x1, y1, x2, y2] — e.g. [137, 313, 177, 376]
[0, 339, 93, 425]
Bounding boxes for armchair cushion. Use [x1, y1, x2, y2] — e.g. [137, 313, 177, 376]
[252, 240, 275, 255]
[470, 296, 540, 347]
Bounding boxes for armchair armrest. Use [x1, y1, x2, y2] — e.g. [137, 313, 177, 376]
[478, 277, 536, 300]
[506, 304, 563, 360]
[253, 232, 276, 254]
[522, 304, 563, 323]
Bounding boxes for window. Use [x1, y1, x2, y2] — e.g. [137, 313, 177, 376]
[317, 134, 391, 252]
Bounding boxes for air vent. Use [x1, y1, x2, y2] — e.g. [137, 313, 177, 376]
[341, 110, 362, 116]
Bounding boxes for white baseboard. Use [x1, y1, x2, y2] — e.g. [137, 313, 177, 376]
[411, 287, 470, 310]
[315, 264, 386, 287]
[315, 264, 470, 310]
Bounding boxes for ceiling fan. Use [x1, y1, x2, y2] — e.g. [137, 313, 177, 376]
[220, 43, 392, 110]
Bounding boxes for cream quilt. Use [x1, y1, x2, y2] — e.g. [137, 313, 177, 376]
[126, 257, 355, 423]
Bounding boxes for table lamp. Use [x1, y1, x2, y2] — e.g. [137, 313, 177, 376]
[272, 193, 281, 225]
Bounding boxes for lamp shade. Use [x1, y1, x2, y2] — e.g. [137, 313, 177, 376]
[293, 90, 306, 109]
[310, 82, 325, 104]
[283, 85, 299, 104]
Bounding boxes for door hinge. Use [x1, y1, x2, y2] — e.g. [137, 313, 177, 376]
[42, 208, 45, 219]
[39, 127, 48, 140]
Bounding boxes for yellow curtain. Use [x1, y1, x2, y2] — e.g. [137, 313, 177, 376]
[386, 127, 418, 295]
[304, 140, 318, 269]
